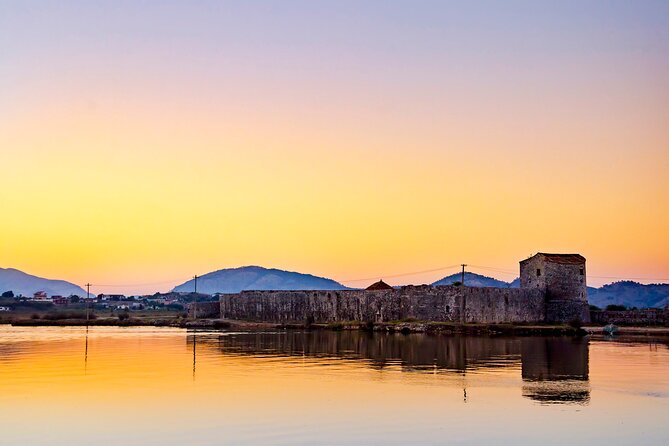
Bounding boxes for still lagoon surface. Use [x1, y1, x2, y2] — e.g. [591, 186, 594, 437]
[0, 326, 667, 445]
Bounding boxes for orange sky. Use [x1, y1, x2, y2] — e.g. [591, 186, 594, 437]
[1, 2, 668, 293]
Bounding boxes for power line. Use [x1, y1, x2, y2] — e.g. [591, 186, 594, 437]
[471, 265, 669, 282]
[467, 266, 519, 277]
[81, 265, 669, 292]
[85, 283, 91, 323]
[340, 265, 460, 283]
[342, 262, 669, 285]
[586, 275, 669, 282]
[89, 278, 191, 288]
[468, 264, 517, 274]
[193, 275, 198, 320]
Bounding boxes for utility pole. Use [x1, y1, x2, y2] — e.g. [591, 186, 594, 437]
[85, 283, 91, 323]
[192, 275, 198, 319]
[461, 264, 467, 286]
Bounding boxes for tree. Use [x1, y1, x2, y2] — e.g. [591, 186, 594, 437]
[69, 295, 80, 303]
[605, 304, 627, 311]
[1, 291, 14, 298]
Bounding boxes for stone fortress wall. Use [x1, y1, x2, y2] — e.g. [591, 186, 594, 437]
[220, 286, 546, 324]
[214, 253, 590, 324]
[520, 253, 590, 323]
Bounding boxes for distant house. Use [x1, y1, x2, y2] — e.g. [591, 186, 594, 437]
[33, 291, 48, 300]
[366, 280, 394, 291]
[98, 294, 126, 301]
[52, 296, 68, 305]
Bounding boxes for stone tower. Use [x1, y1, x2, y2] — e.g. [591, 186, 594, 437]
[520, 253, 590, 323]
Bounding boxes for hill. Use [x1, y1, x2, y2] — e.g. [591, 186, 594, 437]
[587, 281, 669, 309]
[431, 272, 668, 308]
[172, 266, 350, 294]
[0, 267, 87, 297]
[432, 272, 513, 288]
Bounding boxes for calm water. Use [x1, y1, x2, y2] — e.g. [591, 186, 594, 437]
[0, 327, 667, 445]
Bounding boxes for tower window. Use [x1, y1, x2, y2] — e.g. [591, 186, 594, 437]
[580, 268, 584, 275]
[536, 269, 541, 277]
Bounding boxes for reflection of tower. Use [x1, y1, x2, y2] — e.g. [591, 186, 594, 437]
[521, 337, 590, 404]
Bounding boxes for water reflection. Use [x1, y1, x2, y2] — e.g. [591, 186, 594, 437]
[84, 326, 89, 374]
[521, 337, 589, 404]
[192, 328, 197, 380]
[193, 331, 590, 404]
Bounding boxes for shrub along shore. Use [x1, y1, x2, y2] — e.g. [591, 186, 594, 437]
[2, 313, 668, 336]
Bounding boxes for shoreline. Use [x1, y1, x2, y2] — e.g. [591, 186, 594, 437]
[3, 317, 669, 336]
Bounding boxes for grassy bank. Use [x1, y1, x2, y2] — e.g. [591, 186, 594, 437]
[7, 316, 231, 329]
[276, 321, 588, 336]
[5, 314, 668, 336]
[3, 316, 584, 335]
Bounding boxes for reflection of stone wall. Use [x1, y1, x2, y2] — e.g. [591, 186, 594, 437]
[521, 337, 590, 404]
[521, 338, 589, 380]
[210, 331, 522, 372]
[219, 285, 545, 324]
[197, 332, 592, 405]
[522, 380, 590, 404]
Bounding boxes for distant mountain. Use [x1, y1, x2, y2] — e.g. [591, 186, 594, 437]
[587, 281, 669, 309]
[172, 266, 350, 294]
[432, 272, 514, 288]
[0, 267, 87, 297]
[430, 272, 668, 309]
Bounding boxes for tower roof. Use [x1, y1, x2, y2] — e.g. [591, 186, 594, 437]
[521, 253, 585, 265]
[366, 280, 394, 291]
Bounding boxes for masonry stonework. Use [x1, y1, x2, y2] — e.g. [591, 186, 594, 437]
[215, 253, 589, 325]
[520, 253, 589, 323]
[219, 286, 546, 324]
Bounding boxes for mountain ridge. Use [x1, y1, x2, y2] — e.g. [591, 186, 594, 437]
[172, 265, 350, 294]
[586, 280, 669, 309]
[430, 272, 669, 309]
[3, 265, 667, 309]
[0, 267, 87, 297]
[432, 272, 514, 288]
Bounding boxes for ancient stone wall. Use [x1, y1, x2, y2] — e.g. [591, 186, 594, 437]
[521, 255, 587, 302]
[520, 255, 547, 291]
[460, 287, 545, 323]
[188, 301, 221, 318]
[219, 285, 545, 324]
[544, 262, 587, 302]
[545, 300, 591, 324]
[590, 309, 668, 326]
[519, 254, 589, 323]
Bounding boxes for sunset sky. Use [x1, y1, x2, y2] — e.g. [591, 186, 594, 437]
[1, 1, 668, 294]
